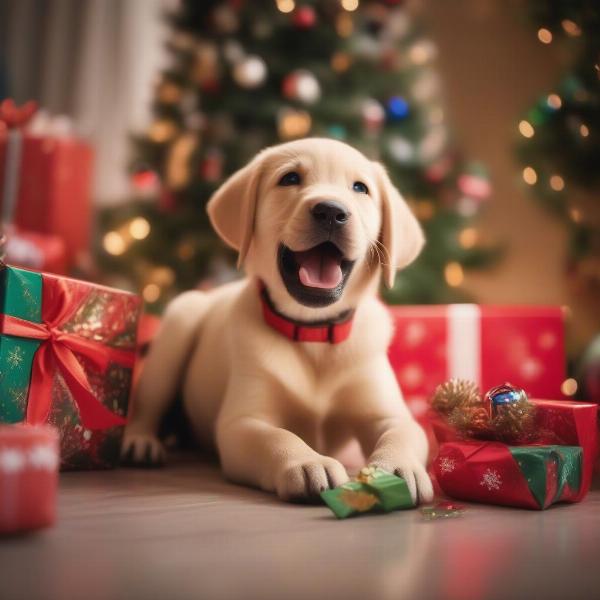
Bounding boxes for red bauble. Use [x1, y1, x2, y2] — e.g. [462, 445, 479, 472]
[293, 5, 316, 29]
[282, 73, 298, 99]
[158, 188, 177, 213]
[200, 150, 223, 182]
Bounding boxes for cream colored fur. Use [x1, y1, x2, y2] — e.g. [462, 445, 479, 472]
[122, 138, 433, 504]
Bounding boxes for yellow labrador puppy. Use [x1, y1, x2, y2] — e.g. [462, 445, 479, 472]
[122, 138, 433, 504]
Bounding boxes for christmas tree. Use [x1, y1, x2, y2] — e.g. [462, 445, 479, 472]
[98, 0, 496, 309]
[515, 0, 600, 399]
[516, 0, 599, 295]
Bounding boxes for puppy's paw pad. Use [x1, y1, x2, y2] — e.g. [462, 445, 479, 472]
[275, 457, 348, 503]
[120, 432, 166, 468]
[369, 458, 433, 505]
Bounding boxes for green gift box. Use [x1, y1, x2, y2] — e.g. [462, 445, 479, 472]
[0, 264, 141, 470]
[321, 467, 414, 518]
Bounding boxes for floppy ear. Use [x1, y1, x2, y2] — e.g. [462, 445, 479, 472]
[206, 156, 262, 268]
[373, 162, 425, 289]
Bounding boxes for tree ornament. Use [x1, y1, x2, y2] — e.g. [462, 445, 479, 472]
[362, 99, 385, 132]
[157, 81, 183, 105]
[277, 108, 312, 140]
[431, 379, 481, 415]
[408, 39, 437, 65]
[158, 188, 177, 213]
[418, 127, 448, 163]
[331, 52, 352, 73]
[431, 379, 538, 443]
[425, 155, 454, 183]
[456, 197, 480, 218]
[457, 170, 492, 200]
[212, 4, 238, 34]
[130, 167, 160, 197]
[192, 42, 220, 88]
[233, 55, 267, 89]
[147, 119, 178, 143]
[386, 96, 409, 120]
[282, 70, 321, 104]
[388, 136, 415, 164]
[199, 148, 224, 183]
[293, 5, 316, 29]
[223, 40, 245, 64]
[485, 383, 537, 442]
[166, 132, 198, 190]
[328, 124, 347, 139]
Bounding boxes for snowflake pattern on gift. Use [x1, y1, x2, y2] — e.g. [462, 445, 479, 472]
[438, 457, 456, 475]
[7, 347, 25, 369]
[480, 468, 502, 491]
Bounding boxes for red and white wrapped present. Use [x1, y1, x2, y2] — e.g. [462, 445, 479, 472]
[0, 100, 93, 271]
[387, 305, 566, 421]
[0, 424, 59, 534]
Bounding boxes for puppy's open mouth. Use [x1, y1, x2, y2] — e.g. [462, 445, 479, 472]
[278, 242, 355, 307]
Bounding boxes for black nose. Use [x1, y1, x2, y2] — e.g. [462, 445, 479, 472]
[311, 201, 350, 230]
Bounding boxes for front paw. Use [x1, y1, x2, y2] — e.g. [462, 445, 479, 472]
[368, 454, 434, 505]
[274, 456, 349, 503]
[120, 430, 166, 468]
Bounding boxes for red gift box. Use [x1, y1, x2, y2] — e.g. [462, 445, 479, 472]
[387, 305, 566, 420]
[0, 264, 141, 470]
[5, 228, 68, 274]
[0, 133, 93, 268]
[0, 424, 59, 534]
[431, 399, 598, 502]
[434, 441, 583, 510]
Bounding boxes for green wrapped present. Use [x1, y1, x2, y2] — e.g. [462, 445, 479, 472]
[321, 467, 414, 519]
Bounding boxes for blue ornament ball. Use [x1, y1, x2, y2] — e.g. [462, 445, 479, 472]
[387, 96, 410, 119]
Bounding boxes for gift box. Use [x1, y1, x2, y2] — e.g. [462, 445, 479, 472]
[387, 305, 565, 420]
[0, 126, 93, 267]
[4, 228, 68, 274]
[434, 441, 582, 510]
[431, 398, 598, 501]
[0, 424, 59, 534]
[321, 467, 414, 519]
[0, 263, 141, 469]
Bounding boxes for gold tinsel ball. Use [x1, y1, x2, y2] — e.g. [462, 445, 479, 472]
[448, 405, 492, 439]
[491, 397, 537, 443]
[431, 378, 481, 415]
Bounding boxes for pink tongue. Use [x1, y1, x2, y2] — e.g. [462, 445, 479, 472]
[297, 249, 343, 289]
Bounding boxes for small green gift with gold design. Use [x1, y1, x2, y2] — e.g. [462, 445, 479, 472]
[0, 263, 141, 469]
[321, 467, 415, 518]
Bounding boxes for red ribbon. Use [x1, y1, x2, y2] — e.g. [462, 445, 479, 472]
[0, 275, 132, 430]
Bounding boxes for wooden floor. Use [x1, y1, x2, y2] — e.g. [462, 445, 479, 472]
[1, 455, 599, 600]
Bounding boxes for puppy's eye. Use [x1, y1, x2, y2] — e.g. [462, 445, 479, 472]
[352, 181, 369, 194]
[278, 171, 301, 186]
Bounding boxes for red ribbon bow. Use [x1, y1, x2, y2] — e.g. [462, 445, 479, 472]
[0, 276, 133, 430]
[0, 99, 38, 129]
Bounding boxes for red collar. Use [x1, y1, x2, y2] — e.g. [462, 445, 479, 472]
[259, 283, 354, 344]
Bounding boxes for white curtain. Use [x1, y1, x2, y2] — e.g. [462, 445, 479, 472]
[1, 0, 169, 205]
